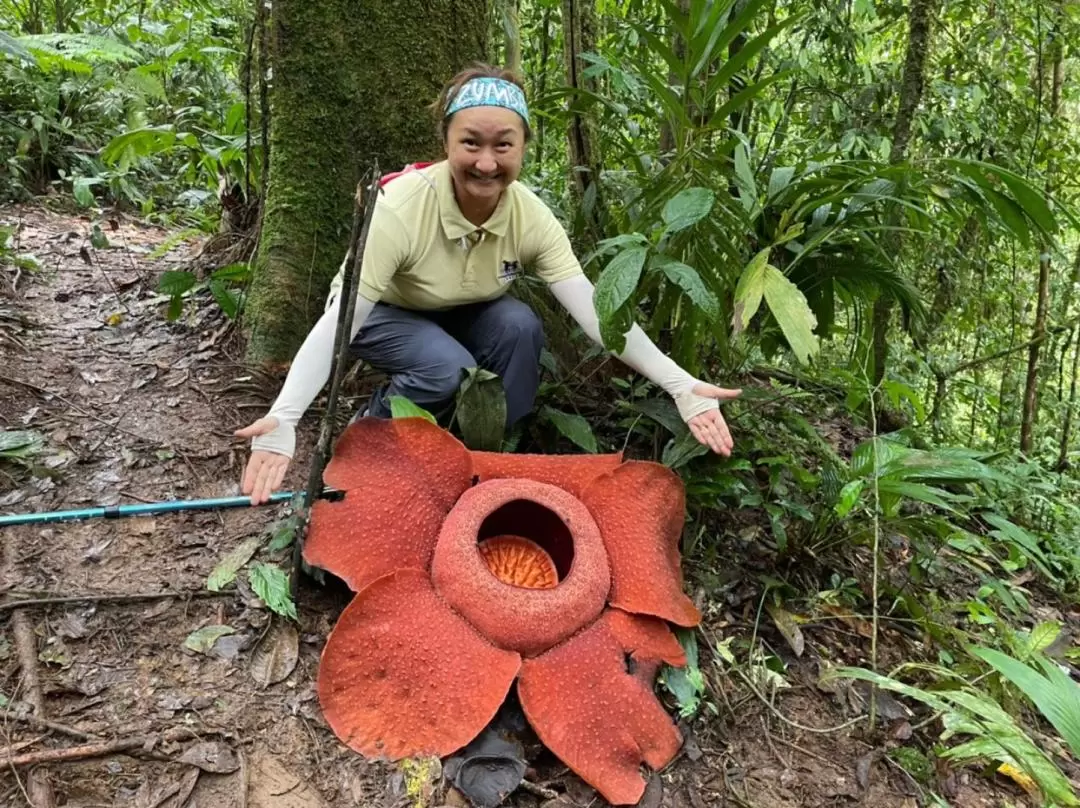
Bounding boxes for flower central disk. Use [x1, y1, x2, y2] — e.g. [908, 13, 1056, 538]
[432, 479, 611, 657]
[479, 536, 557, 589]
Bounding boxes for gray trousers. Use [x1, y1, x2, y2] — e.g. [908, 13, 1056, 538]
[350, 295, 544, 428]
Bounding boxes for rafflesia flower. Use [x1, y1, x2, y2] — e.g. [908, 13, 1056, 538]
[305, 417, 702, 805]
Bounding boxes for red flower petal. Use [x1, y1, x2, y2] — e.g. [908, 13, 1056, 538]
[470, 451, 623, 498]
[518, 610, 684, 805]
[432, 479, 610, 657]
[324, 417, 472, 510]
[304, 418, 472, 590]
[318, 569, 521, 760]
[606, 607, 687, 668]
[581, 461, 701, 627]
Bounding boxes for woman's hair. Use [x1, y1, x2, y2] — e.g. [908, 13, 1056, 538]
[431, 62, 532, 143]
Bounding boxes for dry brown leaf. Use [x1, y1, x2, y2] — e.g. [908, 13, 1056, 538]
[250, 619, 299, 687]
[179, 740, 240, 773]
[766, 602, 805, 657]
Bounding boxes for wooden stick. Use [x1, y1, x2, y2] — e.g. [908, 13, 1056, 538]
[0, 709, 99, 741]
[2, 728, 193, 768]
[518, 780, 559, 800]
[0, 590, 231, 614]
[4, 532, 57, 807]
[3, 736, 147, 767]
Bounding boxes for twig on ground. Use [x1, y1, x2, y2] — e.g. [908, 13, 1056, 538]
[5, 529, 58, 808]
[0, 709, 99, 741]
[1, 727, 195, 768]
[518, 780, 558, 800]
[0, 590, 231, 614]
[760, 716, 792, 769]
[238, 743, 249, 808]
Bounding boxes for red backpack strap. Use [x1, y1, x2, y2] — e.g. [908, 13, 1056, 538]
[378, 162, 435, 187]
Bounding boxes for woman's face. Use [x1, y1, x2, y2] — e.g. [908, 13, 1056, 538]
[445, 106, 527, 210]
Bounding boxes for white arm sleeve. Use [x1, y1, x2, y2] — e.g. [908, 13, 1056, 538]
[548, 274, 719, 422]
[250, 294, 377, 458]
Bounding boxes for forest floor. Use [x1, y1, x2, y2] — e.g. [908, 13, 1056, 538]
[0, 202, 1049, 808]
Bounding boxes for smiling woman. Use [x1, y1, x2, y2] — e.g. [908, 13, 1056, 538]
[234, 62, 742, 505]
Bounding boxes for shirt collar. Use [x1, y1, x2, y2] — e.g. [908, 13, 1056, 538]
[435, 160, 512, 240]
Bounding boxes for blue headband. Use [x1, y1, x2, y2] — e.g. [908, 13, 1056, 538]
[446, 77, 530, 125]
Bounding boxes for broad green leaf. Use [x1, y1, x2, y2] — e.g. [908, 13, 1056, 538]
[767, 166, 796, 200]
[0, 430, 43, 455]
[761, 265, 819, 364]
[207, 535, 263, 591]
[158, 270, 197, 297]
[209, 279, 242, 319]
[734, 142, 756, 200]
[656, 258, 720, 320]
[389, 396, 436, 423]
[973, 647, 1080, 758]
[73, 178, 97, 208]
[627, 398, 684, 436]
[90, 224, 109, 249]
[981, 513, 1057, 581]
[455, 368, 506, 451]
[662, 430, 709, 469]
[1025, 622, 1063, 657]
[661, 188, 715, 233]
[541, 407, 597, 453]
[732, 248, 770, 336]
[594, 247, 648, 319]
[249, 563, 297, 620]
[975, 163, 1057, 234]
[846, 178, 895, 215]
[184, 624, 235, 655]
[211, 263, 252, 283]
[834, 479, 864, 517]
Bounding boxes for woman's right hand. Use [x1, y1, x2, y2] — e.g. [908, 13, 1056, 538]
[236, 416, 291, 505]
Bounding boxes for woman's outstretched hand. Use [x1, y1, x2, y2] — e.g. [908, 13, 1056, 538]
[686, 383, 742, 456]
[235, 416, 291, 505]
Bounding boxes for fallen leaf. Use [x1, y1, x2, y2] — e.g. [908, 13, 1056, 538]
[183, 625, 235, 655]
[38, 636, 72, 668]
[997, 762, 1040, 798]
[820, 604, 874, 638]
[207, 536, 263, 591]
[249, 752, 326, 807]
[56, 613, 90, 639]
[210, 633, 250, 661]
[250, 619, 299, 687]
[82, 538, 113, 563]
[766, 602, 805, 657]
[855, 752, 877, 790]
[130, 517, 157, 535]
[179, 741, 239, 774]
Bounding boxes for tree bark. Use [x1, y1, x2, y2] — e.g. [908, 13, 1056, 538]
[870, 0, 938, 391]
[1057, 326, 1080, 470]
[562, 0, 605, 242]
[1019, 13, 1064, 455]
[244, 0, 490, 366]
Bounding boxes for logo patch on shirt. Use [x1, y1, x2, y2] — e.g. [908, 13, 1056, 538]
[498, 259, 523, 283]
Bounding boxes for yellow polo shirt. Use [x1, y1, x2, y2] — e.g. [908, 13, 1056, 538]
[327, 161, 583, 310]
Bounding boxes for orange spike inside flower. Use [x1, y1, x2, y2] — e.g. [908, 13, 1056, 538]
[479, 535, 558, 590]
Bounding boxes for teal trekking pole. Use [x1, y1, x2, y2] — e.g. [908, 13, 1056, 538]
[0, 489, 343, 528]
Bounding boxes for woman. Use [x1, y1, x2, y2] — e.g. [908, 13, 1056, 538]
[237, 64, 741, 505]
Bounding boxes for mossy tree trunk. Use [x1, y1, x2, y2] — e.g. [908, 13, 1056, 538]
[245, 0, 490, 366]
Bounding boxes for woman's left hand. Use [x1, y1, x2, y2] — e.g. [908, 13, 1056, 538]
[686, 383, 742, 456]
